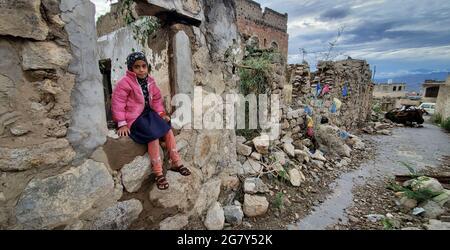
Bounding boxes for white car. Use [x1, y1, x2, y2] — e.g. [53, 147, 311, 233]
[418, 103, 436, 115]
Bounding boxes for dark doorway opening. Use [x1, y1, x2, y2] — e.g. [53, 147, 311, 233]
[99, 59, 115, 129]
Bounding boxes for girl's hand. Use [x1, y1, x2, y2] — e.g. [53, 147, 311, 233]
[163, 115, 171, 122]
[117, 126, 130, 137]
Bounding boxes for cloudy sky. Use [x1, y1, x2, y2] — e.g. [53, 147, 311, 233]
[92, 0, 450, 79]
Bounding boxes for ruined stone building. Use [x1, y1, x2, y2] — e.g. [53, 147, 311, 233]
[422, 80, 445, 103]
[235, 0, 289, 60]
[435, 76, 450, 121]
[0, 0, 373, 230]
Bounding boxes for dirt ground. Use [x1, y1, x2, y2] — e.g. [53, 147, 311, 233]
[185, 137, 377, 230]
[331, 157, 450, 230]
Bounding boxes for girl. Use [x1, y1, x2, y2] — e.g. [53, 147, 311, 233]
[112, 52, 191, 190]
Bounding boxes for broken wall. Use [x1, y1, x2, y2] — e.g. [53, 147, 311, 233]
[0, 0, 121, 230]
[436, 76, 450, 121]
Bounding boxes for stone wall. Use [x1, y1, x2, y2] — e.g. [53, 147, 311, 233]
[96, 3, 128, 38]
[234, 0, 288, 60]
[0, 0, 119, 230]
[97, 20, 172, 111]
[436, 77, 450, 121]
[282, 59, 374, 140]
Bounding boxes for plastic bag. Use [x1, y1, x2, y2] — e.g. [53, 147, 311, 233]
[342, 83, 348, 97]
[333, 98, 342, 110]
[321, 84, 330, 96]
[316, 82, 322, 97]
[330, 102, 337, 113]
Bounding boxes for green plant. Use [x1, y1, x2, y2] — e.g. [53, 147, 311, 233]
[372, 103, 382, 114]
[109, 0, 161, 47]
[399, 161, 419, 177]
[431, 113, 442, 124]
[238, 51, 278, 95]
[275, 192, 284, 209]
[387, 180, 443, 203]
[441, 117, 450, 132]
[382, 218, 393, 230]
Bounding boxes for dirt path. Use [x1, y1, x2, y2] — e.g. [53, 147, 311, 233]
[288, 123, 450, 230]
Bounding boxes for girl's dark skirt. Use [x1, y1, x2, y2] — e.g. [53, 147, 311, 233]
[129, 107, 171, 145]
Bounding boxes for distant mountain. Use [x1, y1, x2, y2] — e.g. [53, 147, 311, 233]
[374, 71, 449, 92]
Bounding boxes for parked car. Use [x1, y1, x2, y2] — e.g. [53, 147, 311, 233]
[418, 103, 436, 115]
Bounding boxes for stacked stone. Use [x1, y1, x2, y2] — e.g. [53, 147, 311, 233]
[313, 59, 373, 130]
[288, 63, 311, 98]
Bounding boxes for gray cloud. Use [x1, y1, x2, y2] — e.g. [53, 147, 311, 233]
[319, 7, 351, 21]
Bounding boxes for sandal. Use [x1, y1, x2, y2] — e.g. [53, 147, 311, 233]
[155, 175, 169, 190]
[170, 165, 191, 176]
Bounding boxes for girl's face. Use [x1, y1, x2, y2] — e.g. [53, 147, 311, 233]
[132, 60, 149, 79]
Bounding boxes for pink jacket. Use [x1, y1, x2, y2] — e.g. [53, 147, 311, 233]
[111, 70, 166, 128]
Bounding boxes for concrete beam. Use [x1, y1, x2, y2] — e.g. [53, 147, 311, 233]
[135, 0, 203, 26]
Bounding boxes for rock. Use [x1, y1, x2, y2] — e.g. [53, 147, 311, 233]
[64, 220, 84, 230]
[288, 169, 305, 187]
[243, 194, 269, 217]
[401, 227, 421, 230]
[62, 0, 108, 161]
[336, 158, 349, 168]
[398, 196, 418, 210]
[120, 154, 151, 193]
[237, 143, 252, 156]
[244, 178, 269, 194]
[223, 205, 244, 226]
[204, 202, 225, 230]
[374, 122, 390, 130]
[295, 149, 309, 162]
[149, 168, 201, 213]
[0, 192, 5, 202]
[0, 0, 49, 40]
[236, 136, 246, 144]
[240, 159, 263, 176]
[411, 176, 444, 194]
[176, 139, 189, 151]
[15, 159, 114, 229]
[348, 215, 360, 223]
[22, 42, 72, 70]
[250, 152, 262, 161]
[311, 160, 324, 169]
[273, 151, 287, 165]
[424, 219, 450, 230]
[193, 178, 222, 216]
[173, 30, 194, 95]
[440, 215, 450, 222]
[432, 192, 449, 207]
[420, 200, 445, 219]
[283, 143, 295, 157]
[310, 150, 326, 161]
[281, 135, 293, 144]
[243, 221, 252, 228]
[159, 214, 189, 230]
[377, 129, 392, 135]
[84, 199, 143, 230]
[221, 175, 240, 191]
[253, 134, 270, 154]
[366, 214, 385, 223]
[315, 125, 352, 157]
[302, 139, 311, 147]
[10, 124, 30, 136]
[287, 109, 304, 119]
[0, 139, 76, 172]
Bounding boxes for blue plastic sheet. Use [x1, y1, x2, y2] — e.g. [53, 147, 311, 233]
[342, 83, 348, 97]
